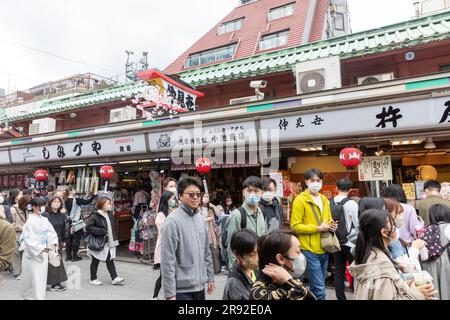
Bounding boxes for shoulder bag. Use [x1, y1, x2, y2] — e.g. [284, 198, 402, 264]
[309, 203, 341, 253]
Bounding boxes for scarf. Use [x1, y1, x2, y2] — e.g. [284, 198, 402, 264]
[99, 210, 118, 248]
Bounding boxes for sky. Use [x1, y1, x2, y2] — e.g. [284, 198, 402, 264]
[0, 0, 418, 94]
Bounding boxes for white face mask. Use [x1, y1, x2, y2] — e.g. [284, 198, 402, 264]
[105, 204, 112, 211]
[40, 206, 46, 214]
[283, 253, 307, 279]
[395, 215, 405, 228]
[385, 228, 400, 243]
[308, 182, 322, 194]
[0, 196, 4, 204]
[262, 192, 274, 202]
[51, 203, 61, 211]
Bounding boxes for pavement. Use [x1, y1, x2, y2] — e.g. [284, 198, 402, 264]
[0, 258, 351, 300]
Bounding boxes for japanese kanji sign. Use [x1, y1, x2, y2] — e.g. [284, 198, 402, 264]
[147, 121, 257, 152]
[260, 96, 450, 143]
[9, 134, 147, 164]
[358, 156, 393, 181]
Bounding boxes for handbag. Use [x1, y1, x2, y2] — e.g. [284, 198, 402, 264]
[309, 203, 341, 254]
[71, 219, 86, 233]
[86, 233, 107, 252]
[48, 250, 61, 267]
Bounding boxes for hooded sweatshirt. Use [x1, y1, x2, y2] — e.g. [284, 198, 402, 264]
[348, 248, 425, 300]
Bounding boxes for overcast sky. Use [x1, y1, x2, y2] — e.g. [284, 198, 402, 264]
[0, 0, 417, 93]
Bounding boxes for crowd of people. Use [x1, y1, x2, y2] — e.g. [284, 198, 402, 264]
[1, 169, 450, 301]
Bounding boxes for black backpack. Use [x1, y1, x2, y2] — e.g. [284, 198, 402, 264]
[221, 207, 247, 250]
[330, 198, 353, 244]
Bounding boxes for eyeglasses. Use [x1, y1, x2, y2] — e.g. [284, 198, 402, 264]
[183, 192, 204, 199]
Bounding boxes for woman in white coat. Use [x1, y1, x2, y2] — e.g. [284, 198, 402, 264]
[20, 197, 59, 300]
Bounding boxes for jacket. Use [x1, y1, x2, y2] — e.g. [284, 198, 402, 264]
[86, 210, 118, 242]
[0, 219, 16, 272]
[226, 202, 267, 269]
[259, 198, 284, 232]
[348, 248, 425, 300]
[153, 211, 167, 265]
[11, 205, 26, 239]
[290, 191, 333, 254]
[250, 273, 316, 300]
[222, 265, 256, 300]
[160, 204, 214, 299]
[415, 196, 450, 226]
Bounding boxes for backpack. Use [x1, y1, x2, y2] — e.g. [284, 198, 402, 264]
[221, 207, 247, 250]
[330, 198, 353, 244]
[420, 224, 450, 261]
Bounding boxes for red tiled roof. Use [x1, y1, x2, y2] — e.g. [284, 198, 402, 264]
[164, 0, 330, 75]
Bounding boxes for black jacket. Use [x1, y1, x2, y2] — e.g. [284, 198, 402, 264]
[258, 198, 284, 232]
[222, 265, 256, 300]
[86, 210, 118, 242]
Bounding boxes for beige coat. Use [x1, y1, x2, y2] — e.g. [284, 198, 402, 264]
[348, 248, 425, 300]
[153, 212, 167, 265]
[11, 205, 27, 239]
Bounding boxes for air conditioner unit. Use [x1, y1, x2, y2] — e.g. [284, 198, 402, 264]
[29, 118, 56, 135]
[295, 56, 341, 95]
[110, 106, 137, 123]
[358, 73, 395, 85]
[229, 96, 259, 105]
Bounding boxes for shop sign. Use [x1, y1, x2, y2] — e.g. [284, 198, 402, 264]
[270, 172, 284, 199]
[0, 150, 9, 165]
[10, 134, 147, 164]
[260, 96, 450, 142]
[402, 183, 416, 201]
[358, 156, 393, 181]
[415, 181, 427, 199]
[148, 121, 257, 152]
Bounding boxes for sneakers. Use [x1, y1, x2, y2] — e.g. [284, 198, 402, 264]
[90, 279, 103, 286]
[14, 275, 21, 281]
[50, 284, 66, 292]
[112, 277, 125, 285]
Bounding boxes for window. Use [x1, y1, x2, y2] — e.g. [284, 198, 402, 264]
[185, 44, 237, 68]
[268, 3, 295, 21]
[218, 18, 244, 35]
[259, 30, 289, 51]
[334, 12, 345, 31]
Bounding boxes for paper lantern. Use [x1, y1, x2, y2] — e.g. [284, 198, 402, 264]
[100, 166, 115, 179]
[339, 148, 363, 168]
[195, 158, 211, 174]
[34, 170, 48, 182]
[416, 165, 438, 180]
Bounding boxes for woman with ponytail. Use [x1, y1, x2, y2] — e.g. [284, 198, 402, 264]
[348, 209, 437, 300]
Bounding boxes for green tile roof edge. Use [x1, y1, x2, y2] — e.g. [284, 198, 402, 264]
[405, 77, 450, 90]
[176, 11, 450, 86]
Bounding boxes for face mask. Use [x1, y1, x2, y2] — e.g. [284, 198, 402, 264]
[0, 196, 3, 204]
[245, 193, 260, 206]
[168, 187, 177, 195]
[241, 258, 258, 271]
[284, 253, 307, 279]
[51, 203, 61, 210]
[168, 199, 177, 209]
[308, 182, 322, 194]
[202, 197, 209, 205]
[105, 204, 112, 211]
[385, 228, 400, 243]
[40, 206, 46, 214]
[395, 215, 405, 228]
[262, 192, 274, 202]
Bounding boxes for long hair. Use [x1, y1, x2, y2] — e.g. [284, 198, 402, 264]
[355, 209, 397, 265]
[157, 191, 174, 217]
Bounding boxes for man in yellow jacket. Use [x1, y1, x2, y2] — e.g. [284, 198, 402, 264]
[290, 168, 338, 300]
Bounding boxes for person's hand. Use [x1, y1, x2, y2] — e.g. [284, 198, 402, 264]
[411, 282, 438, 300]
[317, 221, 331, 233]
[42, 248, 49, 253]
[412, 239, 426, 250]
[329, 220, 338, 232]
[167, 296, 176, 300]
[262, 263, 292, 285]
[207, 281, 215, 295]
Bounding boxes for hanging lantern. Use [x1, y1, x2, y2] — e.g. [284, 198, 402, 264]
[100, 166, 115, 179]
[339, 148, 363, 168]
[34, 169, 48, 182]
[195, 158, 212, 174]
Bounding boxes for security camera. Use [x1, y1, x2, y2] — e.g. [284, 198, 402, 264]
[250, 80, 267, 89]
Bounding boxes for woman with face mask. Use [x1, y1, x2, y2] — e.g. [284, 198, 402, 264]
[152, 191, 176, 299]
[20, 197, 59, 300]
[349, 209, 437, 300]
[201, 193, 222, 274]
[42, 197, 68, 292]
[250, 230, 316, 300]
[223, 229, 259, 300]
[86, 197, 124, 286]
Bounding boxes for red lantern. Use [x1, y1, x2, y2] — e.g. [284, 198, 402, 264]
[100, 166, 115, 179]
[34, 169, 48, 182]
[195, 158, 211, 174]
[339, 148, 363, 168]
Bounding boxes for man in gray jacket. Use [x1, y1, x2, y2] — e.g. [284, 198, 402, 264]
[161, 177, 215, 300]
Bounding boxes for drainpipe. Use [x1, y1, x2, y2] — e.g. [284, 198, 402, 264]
[301, 0, 318, 44]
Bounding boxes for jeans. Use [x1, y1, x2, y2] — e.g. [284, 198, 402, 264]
[90, 251, 118, 281]
[176, 289, 205, 301]
[333, 246, 354, 300]
[303, 250, 329, 300]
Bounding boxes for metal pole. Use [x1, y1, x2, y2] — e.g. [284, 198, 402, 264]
[375, 180, 380, 198]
